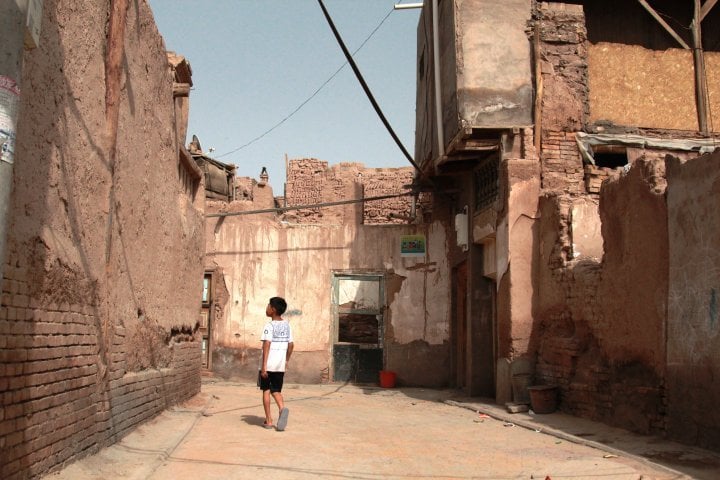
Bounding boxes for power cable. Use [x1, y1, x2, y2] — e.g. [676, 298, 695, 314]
[317, 0, 421, 173]
[216, 6, 394, 159]
[205, 191, 415, 218]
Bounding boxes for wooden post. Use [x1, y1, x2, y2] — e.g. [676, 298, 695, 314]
[533, 23, 543, 153]
[692, 0, 710, 135]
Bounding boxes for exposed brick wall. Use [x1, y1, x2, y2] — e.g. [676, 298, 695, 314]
[541, 132, 585, 194]
[0, 260, 201, 479]
[538, 3, 588, 195]
[285, 158, 346, 223]
[285, 159, 427, 225]
[0, 1, 204, 478]
[535, 158, 669, 437]
[234, 176, 256, 201]
[583, 164, 621, 194]
[362, 169, 414, 225]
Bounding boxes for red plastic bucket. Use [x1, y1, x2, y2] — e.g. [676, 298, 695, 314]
[379, 370, 397, 388]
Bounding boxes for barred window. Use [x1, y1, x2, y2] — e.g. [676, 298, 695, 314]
[474, 158, 499, 211]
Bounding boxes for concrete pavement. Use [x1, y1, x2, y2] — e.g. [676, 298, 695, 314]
[42, 379, 720, 480]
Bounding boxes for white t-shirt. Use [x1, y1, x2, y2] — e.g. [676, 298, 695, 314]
[260, 319, 293, 372]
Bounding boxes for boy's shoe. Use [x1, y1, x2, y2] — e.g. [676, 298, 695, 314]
[277, 408, 289, 431]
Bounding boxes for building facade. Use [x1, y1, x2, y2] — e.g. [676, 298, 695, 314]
[0, 1, 205, 477]
[414, 0, 720, 450]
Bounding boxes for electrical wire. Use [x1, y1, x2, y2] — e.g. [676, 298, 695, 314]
[317, 0, 420, 172]
[215, 7, 395, 159]
[205, 191, 415, 218]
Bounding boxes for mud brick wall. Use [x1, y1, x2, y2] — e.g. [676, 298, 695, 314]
[541, 132, 585, 194]
[0, 1, 205, 478]
[535, 158, 669, 437]
[285, 158, 349, 223]
[285, 159, 422, 225]
[362, 168, 415, 225]
[1, 259, 201, 479]
[583, 164, 621, 194]
[234, 177, 256, 201]
[538, 3, 588, 195]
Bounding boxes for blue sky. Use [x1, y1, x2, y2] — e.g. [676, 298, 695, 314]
[149, 0, 421, 194]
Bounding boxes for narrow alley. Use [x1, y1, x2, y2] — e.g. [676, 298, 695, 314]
[44, 380, 719, 480]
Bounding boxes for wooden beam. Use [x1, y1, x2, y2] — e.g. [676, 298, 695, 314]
[693, 0, 710, 134]
[637, 0, 690, 49]
[701, 0, 718, 21]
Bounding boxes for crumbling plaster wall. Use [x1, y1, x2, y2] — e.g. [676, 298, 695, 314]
[666, 150, 720, 450]
[205, 163, 450, 387]
[206, 218, 449, 386]
[531, 2, 672, 437]
[535, 158, 668, 435]
[1, 1, 204, 478]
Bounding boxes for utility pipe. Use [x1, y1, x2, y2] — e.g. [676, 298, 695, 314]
[394, 3, 424, 9]
[0, 1, 27, 282]
[432, 0, 445, 158]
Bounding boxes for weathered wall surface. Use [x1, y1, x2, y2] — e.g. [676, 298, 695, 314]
[455, 0, 533, 128]
[0, 1, 204, 478]
[535, 158, 668, 435]
[205, 161, 450, 387]
[538, 3, 588, 195]
[589, 43, 720, 132]
[414, 0, 533, 167]
[206, 219, 450, 386]
[666, 150, 720, 450]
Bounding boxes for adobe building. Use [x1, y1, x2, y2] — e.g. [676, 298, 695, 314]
[414, 0, 720, 450]
[201, 157, 451, 387]
[0, 1, 205, 478]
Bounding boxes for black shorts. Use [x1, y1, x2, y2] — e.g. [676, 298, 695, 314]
[257, 371, 285, 393]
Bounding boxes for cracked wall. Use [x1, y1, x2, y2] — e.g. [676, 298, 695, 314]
[0, 1, 204, 477]
[205, 162, 450, 387]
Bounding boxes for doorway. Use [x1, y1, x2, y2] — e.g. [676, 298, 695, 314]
[331, 273, 384, 383]
[452, 262, 468, 389]
[200, 271, 213, 369]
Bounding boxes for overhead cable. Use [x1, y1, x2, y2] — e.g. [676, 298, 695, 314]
[205, 191, 414, 218]
[317, 0, 422, 173]
[216, 7, 394, 159]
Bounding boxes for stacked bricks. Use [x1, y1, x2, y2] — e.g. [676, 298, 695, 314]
[285, 159, 428, 225]
[285, 158, 335, 223]
[362, 168, 415, 225]
[541, 132, 585, 194]
[538, 3, 588, 195]
[0, 257, 201, 479]
[584, 164, 621, 194]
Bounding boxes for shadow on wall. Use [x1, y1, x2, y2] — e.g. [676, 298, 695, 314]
[528, 158, 669, 437]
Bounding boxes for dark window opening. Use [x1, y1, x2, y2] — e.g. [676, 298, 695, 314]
[338, 313, 379, 344]
[594, 152, 627, 169]
[593, 145, 628, 169]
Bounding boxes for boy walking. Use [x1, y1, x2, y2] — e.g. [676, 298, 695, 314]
[258, 296, 294, 431]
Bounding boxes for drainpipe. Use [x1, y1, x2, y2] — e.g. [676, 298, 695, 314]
[0, 1, 30, 281]
[432, 0, 445, 159]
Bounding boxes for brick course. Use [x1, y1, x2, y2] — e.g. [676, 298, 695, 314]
[0, 263, 201, 479]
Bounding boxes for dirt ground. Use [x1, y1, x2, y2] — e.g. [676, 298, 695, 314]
[44, 380, 720, 480]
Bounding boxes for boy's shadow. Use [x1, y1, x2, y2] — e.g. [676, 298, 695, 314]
[241, 415, 268, 427]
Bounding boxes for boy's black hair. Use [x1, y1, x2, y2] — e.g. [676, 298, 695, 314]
[269, 297, 287, 315]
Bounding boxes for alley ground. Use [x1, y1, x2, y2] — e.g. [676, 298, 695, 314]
[44, 379, 720, 480]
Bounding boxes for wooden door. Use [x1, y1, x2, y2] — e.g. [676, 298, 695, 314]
[455, 262, 468, 388]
